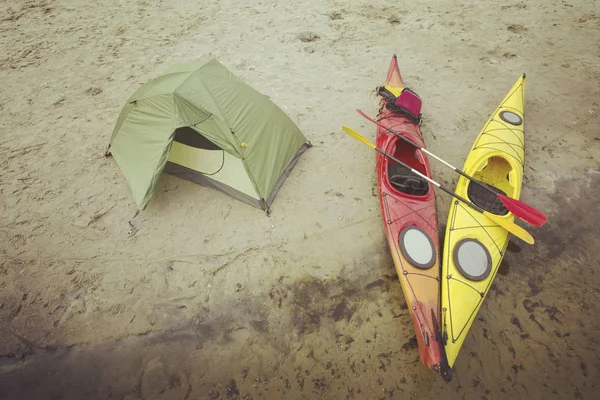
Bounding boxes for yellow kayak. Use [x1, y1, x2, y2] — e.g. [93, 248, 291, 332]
[441, 75, 526, 367]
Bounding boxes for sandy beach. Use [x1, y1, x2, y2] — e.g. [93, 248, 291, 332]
[1, 0, 599, 399]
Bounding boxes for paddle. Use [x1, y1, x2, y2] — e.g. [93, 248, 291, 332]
[342, 125, 535, 245]
[356, 109, 548, 227]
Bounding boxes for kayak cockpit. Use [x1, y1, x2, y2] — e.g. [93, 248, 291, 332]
[467, 156, 514, 215]
[387, 139, 429, 196]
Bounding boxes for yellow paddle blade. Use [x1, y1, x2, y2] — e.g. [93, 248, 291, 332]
[342, 126, 376, 149]
[483, 211, 535, 245]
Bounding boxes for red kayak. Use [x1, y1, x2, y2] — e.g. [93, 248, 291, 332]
[375, 55, 450, 380]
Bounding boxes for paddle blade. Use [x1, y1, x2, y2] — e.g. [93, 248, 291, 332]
[483, 211, 535, 245]
[498, 194, 548, 227]
[341, 126, 376, 149]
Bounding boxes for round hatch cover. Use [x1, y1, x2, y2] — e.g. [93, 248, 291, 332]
[399, 226, 436, 269]
[453, 238, 492, 281]
[499, 111, 523, 126]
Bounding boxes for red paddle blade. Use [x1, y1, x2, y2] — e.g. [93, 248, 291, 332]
[498, 194, 548, 226]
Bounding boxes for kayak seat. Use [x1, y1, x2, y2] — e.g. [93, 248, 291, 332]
[467, 181, 508, 215]
[388, 162, 428, 196]
[468, 157, 512, 215]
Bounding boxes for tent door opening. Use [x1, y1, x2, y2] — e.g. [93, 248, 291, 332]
[169, 127, 225, 175]
[164, 126, 260, 203]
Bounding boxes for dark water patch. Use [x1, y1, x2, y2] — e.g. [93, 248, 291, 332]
[364, 279, 386, 290]
[290, 291, 323, 332]
[580, 362, 587, 377]
[225, 379, 239, 398]
[508, 345, 516, 359]
[195, 323, 217, 342]
[522, 299, 541, 313]
[532, 173, 600, 263]
[529, 313, 545, 331]
[544, 305, 561, 322]
[312, 376, 330, 392]
[0, 329, 234, 400]
[391, 310, 408, 318]
[330, 298, 356, 322]
[511, 316, 523, 331]
[378, 359, 387, 372]
[498, 259, 510, 276]
[521, 299, 561, 325]
[511, 364, 524, 374]
[0, 273, 383, 400]
[490, 282, 504, 296]
[291, 277, 327, 311]
[526, 278, 542, 297]
[506, 240, 523, 254]
[401, 336, 418, 352]
[333, 333, 355, 351]
[286, 276, 368, 334]
[343, 285, 360, 298]
[295, 370, 305, 390]
[249, 319, 269, 333]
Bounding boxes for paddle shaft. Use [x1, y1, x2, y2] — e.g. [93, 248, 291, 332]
[358, 109, 547, 227]
[358, 109, 492, 193]
[341, 125, 534, 244]
[375, 146, 487, 215]
[387, 125, 482, 186]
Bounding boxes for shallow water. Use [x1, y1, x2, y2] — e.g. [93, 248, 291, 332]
[1, 175, 598, 399]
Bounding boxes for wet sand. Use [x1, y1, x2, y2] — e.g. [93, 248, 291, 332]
[1, 1, 599, 399]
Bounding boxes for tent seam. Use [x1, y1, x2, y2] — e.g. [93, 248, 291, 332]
[141, 93, 179, 209]
[173, 93, 241, 159]
[200, 78, 251, 154]
[174, 92, 215, 126]
[109, 103, 135, 145]
[129, 71, 193, 103]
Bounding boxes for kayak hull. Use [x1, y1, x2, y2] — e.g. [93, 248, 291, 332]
[376, 55, 447, 377]
[441, 75, 526, 367]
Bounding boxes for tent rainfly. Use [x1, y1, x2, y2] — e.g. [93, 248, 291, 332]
[106, 58, 311, 214]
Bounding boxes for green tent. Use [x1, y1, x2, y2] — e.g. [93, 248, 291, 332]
[106, 58, 311, 213]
